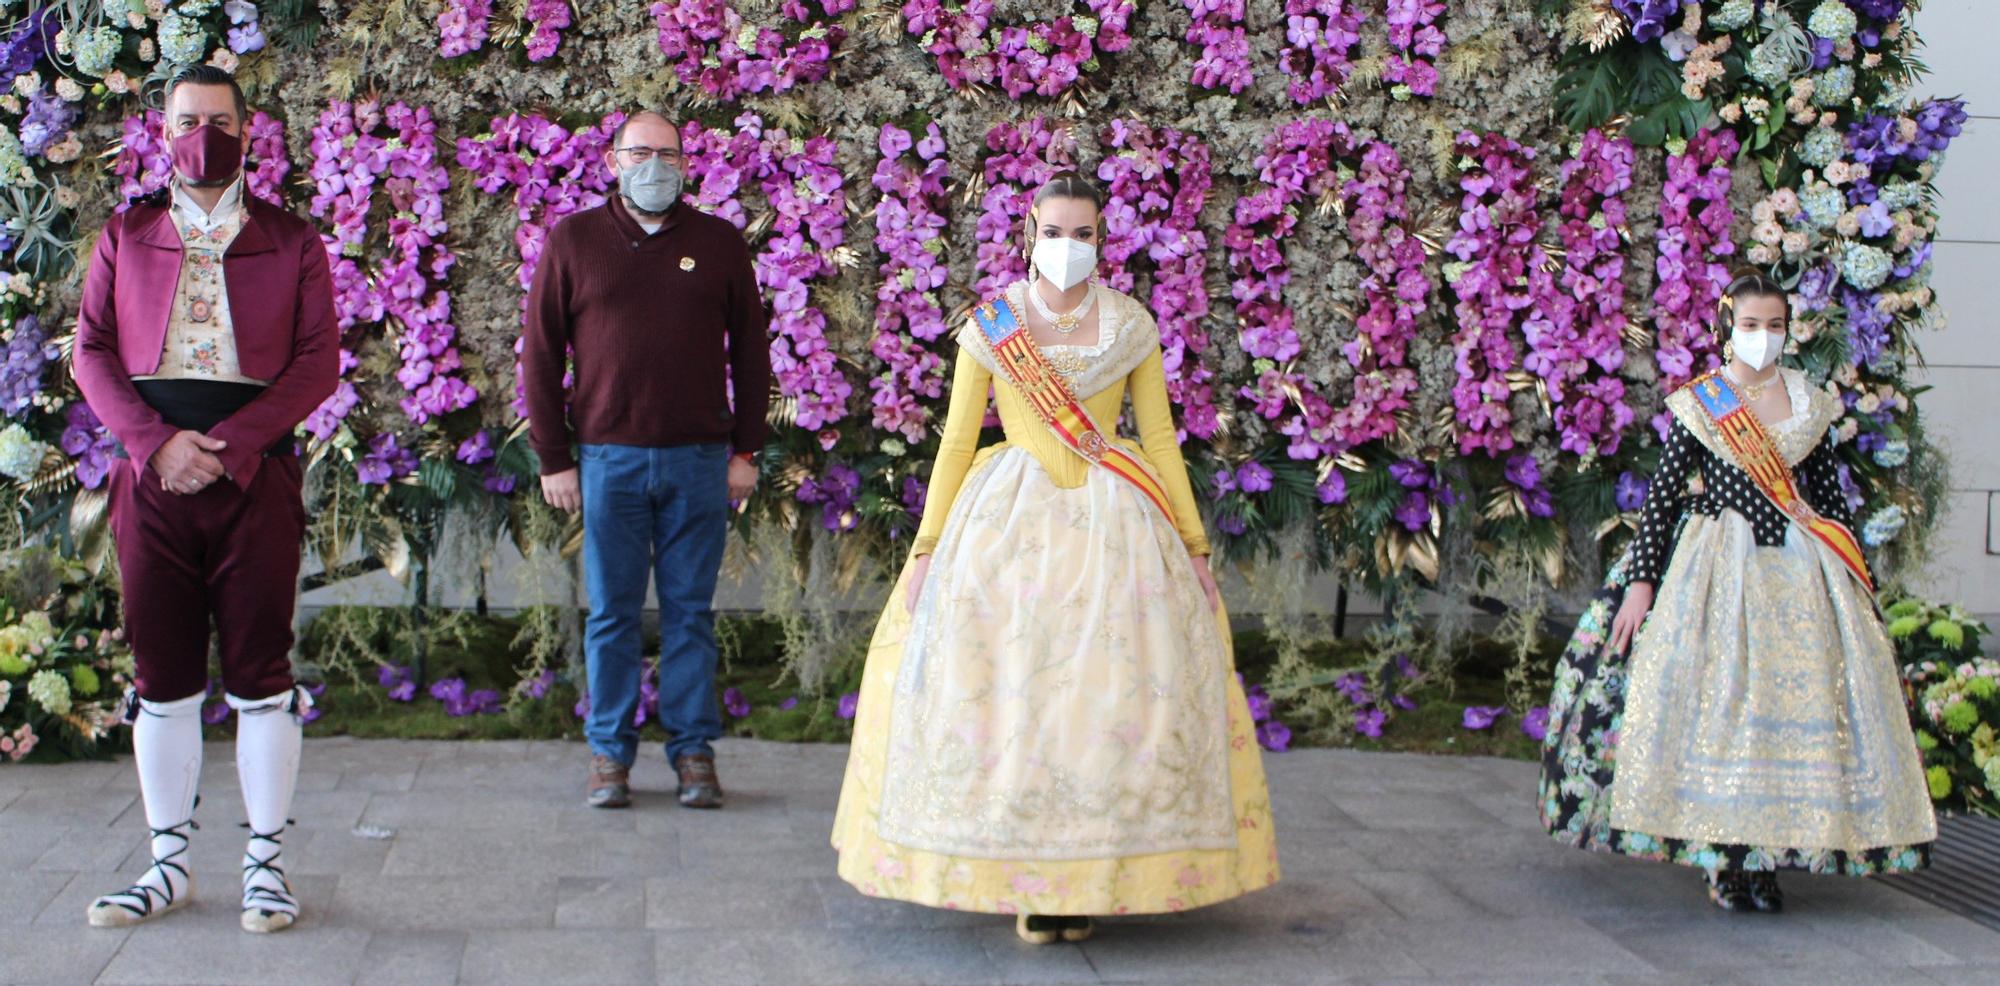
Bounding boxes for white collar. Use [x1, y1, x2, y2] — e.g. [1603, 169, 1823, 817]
[171, 177, 245, 233]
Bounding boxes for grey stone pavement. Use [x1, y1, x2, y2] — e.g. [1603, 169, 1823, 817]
[3, 739, 1998, 986]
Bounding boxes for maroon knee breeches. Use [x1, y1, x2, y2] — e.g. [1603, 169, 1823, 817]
[109, 454, 306, 703]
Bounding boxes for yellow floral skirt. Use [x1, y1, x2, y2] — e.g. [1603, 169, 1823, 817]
[831, 448, 1279, 915]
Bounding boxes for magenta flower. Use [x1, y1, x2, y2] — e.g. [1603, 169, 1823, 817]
[1650, 128, 1740, 428]
[869, 122, 952, 444]
[654, 0, 847, 101]
[1445, 131, 1551, 457]
[1278, 1, 1366, 104]
[905, 0, 1136, 100]
[1461, 705, 1507, 730]
[436, 0, 493, 57]
[1226, 119, 1354, 457]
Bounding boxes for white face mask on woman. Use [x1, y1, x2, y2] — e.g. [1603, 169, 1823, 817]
[1031, 236, 1096, 291]
[1731, 328, 1781, 371]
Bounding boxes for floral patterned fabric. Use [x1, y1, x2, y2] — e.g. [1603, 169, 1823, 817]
[1539, 548, 1932, 876]
[833, 545, 1279, 912]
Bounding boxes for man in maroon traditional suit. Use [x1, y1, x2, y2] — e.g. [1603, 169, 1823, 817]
[71, 65, 338, 934]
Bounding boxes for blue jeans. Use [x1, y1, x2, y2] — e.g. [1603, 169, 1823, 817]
[579, 442, 729, 765]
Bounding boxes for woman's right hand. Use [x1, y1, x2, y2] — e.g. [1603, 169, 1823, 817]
[905, 554, 932, 614]
[1606, 581, 1656, 656]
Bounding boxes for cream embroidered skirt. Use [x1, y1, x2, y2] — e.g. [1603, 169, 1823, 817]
[832, 445, 1279, 913]
[1610, 512, 1935, 857]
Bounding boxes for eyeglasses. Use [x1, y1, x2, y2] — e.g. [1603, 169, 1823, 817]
[615, 145, 683, 164]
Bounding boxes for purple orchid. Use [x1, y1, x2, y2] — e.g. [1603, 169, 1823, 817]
[1461, 705, 1506, 730]
[1522, 706, 1551, 742]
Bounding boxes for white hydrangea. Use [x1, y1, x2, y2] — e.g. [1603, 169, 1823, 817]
[0, 424, 46, 482]
[26, 668, 70, 716]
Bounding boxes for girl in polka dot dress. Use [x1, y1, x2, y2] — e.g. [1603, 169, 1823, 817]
[1537, 273, 1935, 913]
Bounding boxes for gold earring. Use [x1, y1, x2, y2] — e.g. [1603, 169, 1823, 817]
[1723, 339, 1735, 363]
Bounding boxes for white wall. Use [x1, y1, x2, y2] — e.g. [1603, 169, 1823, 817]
[1908, 0, 2000, 615]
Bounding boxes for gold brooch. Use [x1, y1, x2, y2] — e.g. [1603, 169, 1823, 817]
[679, 257, 696, 272]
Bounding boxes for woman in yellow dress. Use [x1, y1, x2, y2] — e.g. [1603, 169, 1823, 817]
[832, 172, 1279, 944]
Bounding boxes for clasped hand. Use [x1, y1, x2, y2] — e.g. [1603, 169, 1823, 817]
[149, 430, 229, 495]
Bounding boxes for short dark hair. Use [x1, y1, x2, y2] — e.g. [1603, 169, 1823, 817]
[164, 64, 246, 121]
[1032, 170, 1105, 213]
[612, 110, 682, 150]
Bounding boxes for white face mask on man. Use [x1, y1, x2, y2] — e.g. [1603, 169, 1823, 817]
[1731, 328, 1781, 372]
[1031, 236, 1096, 291]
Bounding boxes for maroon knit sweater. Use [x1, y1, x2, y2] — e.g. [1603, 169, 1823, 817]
[522, 196, 771, 475]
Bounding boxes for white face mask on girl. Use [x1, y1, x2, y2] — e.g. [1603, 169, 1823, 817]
[1031, 236, 1096, 291]
[1731, 328, 1781, 372]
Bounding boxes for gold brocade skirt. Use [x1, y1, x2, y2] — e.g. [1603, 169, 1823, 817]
[831, 446, 1279, 915]
[1610, 512, 1936, 854]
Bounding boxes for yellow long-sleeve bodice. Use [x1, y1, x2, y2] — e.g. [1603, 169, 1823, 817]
[911, 287, 1210, 557]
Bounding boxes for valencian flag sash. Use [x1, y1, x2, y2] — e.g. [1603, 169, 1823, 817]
[970, 297, 1178, 526]
[1689, 371, 1874, 593]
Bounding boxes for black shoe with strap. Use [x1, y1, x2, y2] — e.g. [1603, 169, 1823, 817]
[1747, 871, 1784, 913]
[88, 818, 197, 928]
[1706, 870, 1754, 912]
[240, 824, 299, 933]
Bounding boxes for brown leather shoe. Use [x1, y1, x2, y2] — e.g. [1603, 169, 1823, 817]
[673, 753, 724, 809]
[587, 754, 631, 809]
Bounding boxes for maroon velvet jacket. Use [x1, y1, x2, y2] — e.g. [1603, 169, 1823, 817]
[72, 191, 340, 489]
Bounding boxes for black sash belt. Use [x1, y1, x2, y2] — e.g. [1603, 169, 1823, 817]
[124, 380, 291, 458]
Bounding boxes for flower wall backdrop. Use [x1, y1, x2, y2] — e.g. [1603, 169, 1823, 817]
[0, 2, 1967, 691]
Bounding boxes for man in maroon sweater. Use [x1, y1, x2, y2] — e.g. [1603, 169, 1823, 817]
[522, 110, 769, 810]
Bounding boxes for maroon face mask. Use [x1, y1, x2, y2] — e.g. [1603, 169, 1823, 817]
[170, 124, 243, 186]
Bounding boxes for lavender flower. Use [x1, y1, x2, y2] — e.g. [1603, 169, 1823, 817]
[723, 687, 750, 717]
[1461, 705, 1506, 730]
[18, 88, 78, 158]
[1354, 708, 1386, 738]
[1522, 705, 1551, 742]
[1235, 461, 1274, 494]
[58, 404, 117, 490]
[356, 433, 419, 486]
[836, 692, 859, 720]
[1614, 471, 1650, 512]
[1245, 685, 1273, 723]
[1257, 720, 1293, 752]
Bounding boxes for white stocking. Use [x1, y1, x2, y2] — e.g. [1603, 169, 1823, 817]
[88, 692, 202, 926]
[228, 687, 307, 931]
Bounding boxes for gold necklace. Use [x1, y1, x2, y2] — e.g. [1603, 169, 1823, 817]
[1028, 281, 1096, 335]
[1726, 366, 1777, 401]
